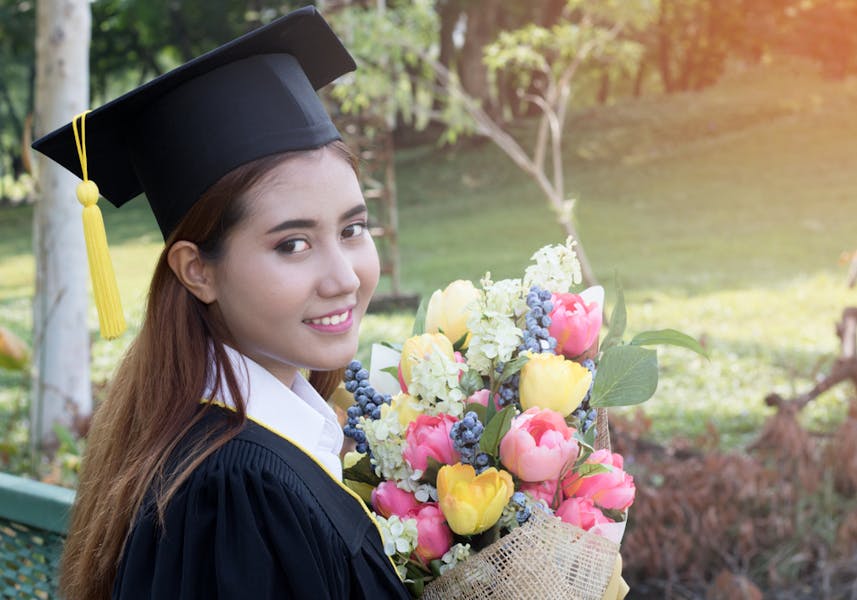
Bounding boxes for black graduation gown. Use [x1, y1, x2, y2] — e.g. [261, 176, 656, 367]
[113, 408, 410, 599]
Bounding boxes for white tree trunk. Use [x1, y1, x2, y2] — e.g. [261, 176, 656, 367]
[31, 0, 92, 451]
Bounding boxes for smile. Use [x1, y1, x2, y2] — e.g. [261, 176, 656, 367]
[307, 309, 350, 326]
[303, 308, 354, 332]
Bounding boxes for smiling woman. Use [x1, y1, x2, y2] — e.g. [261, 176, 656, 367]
[31, 7, 408, 600]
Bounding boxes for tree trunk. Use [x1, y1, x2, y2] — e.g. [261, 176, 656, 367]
[32, 0, 92, 453]
[632, 58, 646, 98]
[438, 0, 460, 70]
[597, 69, 610, 105]
[458, 0, 499, 105]
[656, 0, 675, 93]
[539, 0, 567, 27]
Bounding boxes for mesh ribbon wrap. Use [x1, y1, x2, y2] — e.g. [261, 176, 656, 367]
[424, 409, 619, 600]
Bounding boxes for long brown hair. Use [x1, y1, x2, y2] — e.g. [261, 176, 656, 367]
[60, 141, 355, 600]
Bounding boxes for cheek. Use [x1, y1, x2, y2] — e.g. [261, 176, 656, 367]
[356, 242, 381, 292]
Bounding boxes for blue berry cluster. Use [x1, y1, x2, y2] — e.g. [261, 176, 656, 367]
[450, 411, 492, 473]
[510, 491, 532, 525]
[343, 360, 391, 453]
[496, 372, 519, 408]
[520, 286, 557, 354]
[580, 358, 597, 409]
[572, 407, 597, 434]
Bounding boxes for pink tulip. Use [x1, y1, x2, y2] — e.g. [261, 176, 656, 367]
[371, 481, 421, 518]
[499, 408, 578, 482]
[562, 449, 636, 511]
[556, 497, 613, 531]
[466, 389, 503, 411]
[403, 413, 460, 472]
[412, 503, 454, 563]
[519, 479, 562, 508]
[549, 292, 602, 359]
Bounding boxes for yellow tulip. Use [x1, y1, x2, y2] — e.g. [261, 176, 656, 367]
[437, 464, 514, 535]
[425, 280, 479, 349]
[386, 393, 424, 428]
[519, 352, 592, 417]
[399, 333, 455, 390]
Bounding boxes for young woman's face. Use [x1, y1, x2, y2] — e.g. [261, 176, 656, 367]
[207, 147, 380, 384]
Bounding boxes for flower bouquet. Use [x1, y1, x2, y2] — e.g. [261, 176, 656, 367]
[341, 238, 704, 598]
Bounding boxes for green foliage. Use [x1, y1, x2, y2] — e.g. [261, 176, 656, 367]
[630, 329, 709, 358]
[342, 452, 382, 487]
[329, 1, 456, 134]
[482, 1, 648, 116]
[590, 344, 659, 407]
[478, 405, 515, 457]
[600, 279, 626, 351]
[411, 296, 428, 335]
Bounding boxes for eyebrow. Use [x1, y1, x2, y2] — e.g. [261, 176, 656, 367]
[265, 203, 368, 234]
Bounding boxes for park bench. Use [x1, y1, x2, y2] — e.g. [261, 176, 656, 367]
[0, 472, 74, 599]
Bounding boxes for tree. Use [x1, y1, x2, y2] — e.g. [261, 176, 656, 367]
[0, 0, 36, 185]
[31, 0, 92, 452]
[333, 0, 650, 288]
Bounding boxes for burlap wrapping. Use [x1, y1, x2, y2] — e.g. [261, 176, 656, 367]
[422, 408, 618, 600]
[422, 508, 619, 600]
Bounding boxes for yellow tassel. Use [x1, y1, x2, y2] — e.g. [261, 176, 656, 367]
[73, 112, 126, 340]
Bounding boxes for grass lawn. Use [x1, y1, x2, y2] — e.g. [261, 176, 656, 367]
[1, 56, 856, 460]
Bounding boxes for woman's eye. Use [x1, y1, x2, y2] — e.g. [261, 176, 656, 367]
[342, 222, 368, 239]
[276, 238, 310, 254]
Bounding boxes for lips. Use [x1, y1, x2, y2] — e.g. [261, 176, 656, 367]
[303, 307, 355, 333]
[306, 309, 350, 326]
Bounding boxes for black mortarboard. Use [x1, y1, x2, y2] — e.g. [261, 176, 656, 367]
[30, 6, 355, 339]
[32, 5, 355, 238]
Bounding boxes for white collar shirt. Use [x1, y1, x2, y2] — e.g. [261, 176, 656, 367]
[203, 346, 344, 480]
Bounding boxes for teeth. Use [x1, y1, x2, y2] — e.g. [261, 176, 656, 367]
[308, 310, 349, 326]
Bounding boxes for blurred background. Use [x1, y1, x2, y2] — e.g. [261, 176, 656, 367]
[1, 0, 856, 597]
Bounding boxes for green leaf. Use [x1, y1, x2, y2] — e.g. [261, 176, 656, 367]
[463, 401, 488, 424]
[631, 328, 709, 358]
[496, 354, 530, 387]
[405, 578, 425, 597]
[601, 276, 626, 351]
[412, 297, 428, 336]
[479, 405, 516, 456]
[601, 508, 626, 522]
[452, 331, 470, 352]
[459, 369, 485, 397]
[589, 345, 658, 407]
[429, 560, 443, 578]
[573, 426, 597, 452]
[342, 454, 382, 487]
[574, 462, 611, 478]
[380, 341, 403, 352]
[422, 456, 444, 486]
[381, 365, 399, 380]
[52, 423, 79, 455]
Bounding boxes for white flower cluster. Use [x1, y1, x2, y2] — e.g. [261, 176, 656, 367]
[413, 482, 438, 503]
[438, 543, 473, 575]
[483, 277, 526, 317]
[376, 514, 420, 559]
[407, 350, 466, 416]
[360, 413, 413, 485]
[523, 236, 582, 293]
[465, 310, 522, 376]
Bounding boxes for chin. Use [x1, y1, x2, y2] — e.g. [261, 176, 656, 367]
[306, 345, 359, 372]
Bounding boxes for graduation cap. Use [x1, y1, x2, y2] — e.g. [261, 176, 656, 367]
[31, 6, 356, 339]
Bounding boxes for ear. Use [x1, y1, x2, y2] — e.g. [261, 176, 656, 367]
[167, 241, 218, 304]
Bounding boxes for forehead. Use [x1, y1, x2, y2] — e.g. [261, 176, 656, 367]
[241, 148, 362, 217]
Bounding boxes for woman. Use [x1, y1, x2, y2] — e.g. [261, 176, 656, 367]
[33, 8, 410, 599]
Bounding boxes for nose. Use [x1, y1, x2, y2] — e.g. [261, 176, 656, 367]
[317, 244, 361, 298]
